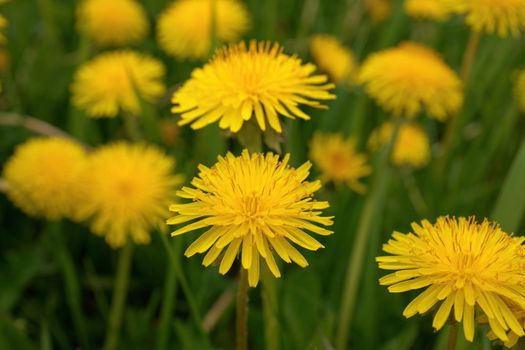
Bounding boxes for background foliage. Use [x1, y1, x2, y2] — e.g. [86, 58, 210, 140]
[1, 0, 525, 349]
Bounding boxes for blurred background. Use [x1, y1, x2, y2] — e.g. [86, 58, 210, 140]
[0, 0, 524, 349]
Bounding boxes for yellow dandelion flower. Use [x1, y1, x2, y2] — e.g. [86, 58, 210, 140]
[78, 143, 182, 248]
[369, 122, 431, 168]
[157, 0, 250, 60]
[172, 41, 336, 133]
[2, 137, 87, 220]
[366, 0, 392, 22]
[0, 48, 9, 72]
[76, 0, 148, 46]
[71, 51, 166, 118]
[452, 0, 525, 37]
[358, 42, 463, 121]
[377, 216, 525, 343]
[310, 35, 358, 86]
[167, 150, 333, 287]
[309, 133, 371, 193]
[485, 306, 525, 347]
[514, 69, 525, 114]
[405, 0, 453, 21]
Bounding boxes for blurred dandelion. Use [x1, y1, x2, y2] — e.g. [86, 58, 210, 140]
[358, 42, 463, 120]
[78, 143, 182, 248]
[515, 69, 525, 114]
[157, 0, 250, 60]
[405, 0, 454, 21]
[365, 0, 392, 22]
[167, 150, 333, 287]
[377, 216, 525, 343]
[76, 0, 148, 46]
[450, 0, 525, 37]
[309, 132, 371, 193]
[310, 35, 358, 86]
[172, 41, 336, 133]
[369, 122, 431, 168]
[2, 137, 87, 220]
[71, 51, 166, 118]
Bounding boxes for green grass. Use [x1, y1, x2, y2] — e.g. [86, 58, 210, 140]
[1, 0, 525, 349]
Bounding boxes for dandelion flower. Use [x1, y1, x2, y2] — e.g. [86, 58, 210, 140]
[2, 137, 87, 220]
[310, 35, 358, 85]
[366, 0, 392, 22]
[514, 69, 525, 114]
[167, 150, 333, 287]
[358, 42, 463, 120]
[71, 51, 166, 118]
[78, 143, 182, 248]
[172, 41, 336, 133]
[369, 122, 431, 168]
[485, 306, 525, 347]
[405, 0, 453, 21]
[0, 14, 6, 44]
[77, 0, 148, 46]
[452, 0, 525, 37]
[377, 217, 525, 343]
[157, 0, 250, 60]
[309, 133, 371, 193]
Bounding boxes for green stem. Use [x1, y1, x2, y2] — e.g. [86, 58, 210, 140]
[49, 222, 90, 350]
[262, 268, 279, 350]
[335, 120, 402, 350]
[236, 268, 249, 350]
[159, 232, 207, 338]
[156, 240, 180, 350]
[447, 323, 458, 350]
[123, 112, 143, 142]
[103, 241, 134, 350]
[460, 30, 482, 82]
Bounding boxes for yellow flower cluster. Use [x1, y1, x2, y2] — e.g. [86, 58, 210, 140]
[157, 0, 250, 60]
[358, 42, 463, 120]
[309, 133, 371, 192]
[405, 0, 454, 21]
[172, 41, 336, 133]
[167, 150, 333, 287]
[2, 138, 182, 249]
[377, 217, 525, 343]
[71, 51, 166, 118]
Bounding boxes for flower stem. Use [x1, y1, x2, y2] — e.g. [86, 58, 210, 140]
[335, 119, 402, 350]
[236, 268, 249, 350]
[460, 30, 482, 82]
[156, 241, 179, 350]
[262, 268, 279, 350]
[103, 241, 134, 350]
[447, 323, 458, 350]
[49, 222, 90, 350]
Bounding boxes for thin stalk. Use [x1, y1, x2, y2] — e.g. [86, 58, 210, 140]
[123, 112, 142, 142]
[156, 240, 180, 350]
[460, 30, 482, 82]
[400, 167, 429, 217]
[236, 268, 249, 350]
[103, 241, 134, 350]
[447, 323, 458, 350]
[0, 112, 73, 138]
[49, 222, 90, 350]
[262, 268, 279, 350]
[335, 120, 402, 350]
[159, 232, 208, 338]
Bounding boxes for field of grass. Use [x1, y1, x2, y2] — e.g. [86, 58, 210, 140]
[0, 0, 525, 349]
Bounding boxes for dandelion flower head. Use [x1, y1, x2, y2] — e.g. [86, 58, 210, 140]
[452, 0, 525, 37]
[369, 122, 431, 168]
[366, 0, 392, 22]
[77, 0, 148, 46]
[2, 137, 87, 220]
[168, 150, 334, 287]
[309, 132, 371, 193]
[310, 34, 358, 85]
[377, 216, 525, 343]
[172, 41, 336, 133]
[78, 143, 182, 248]
[157, 0, 250, 60]
[358, 42, 463, 120]
[71, 51, 166, 118]
[405, 0, 454, 21]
